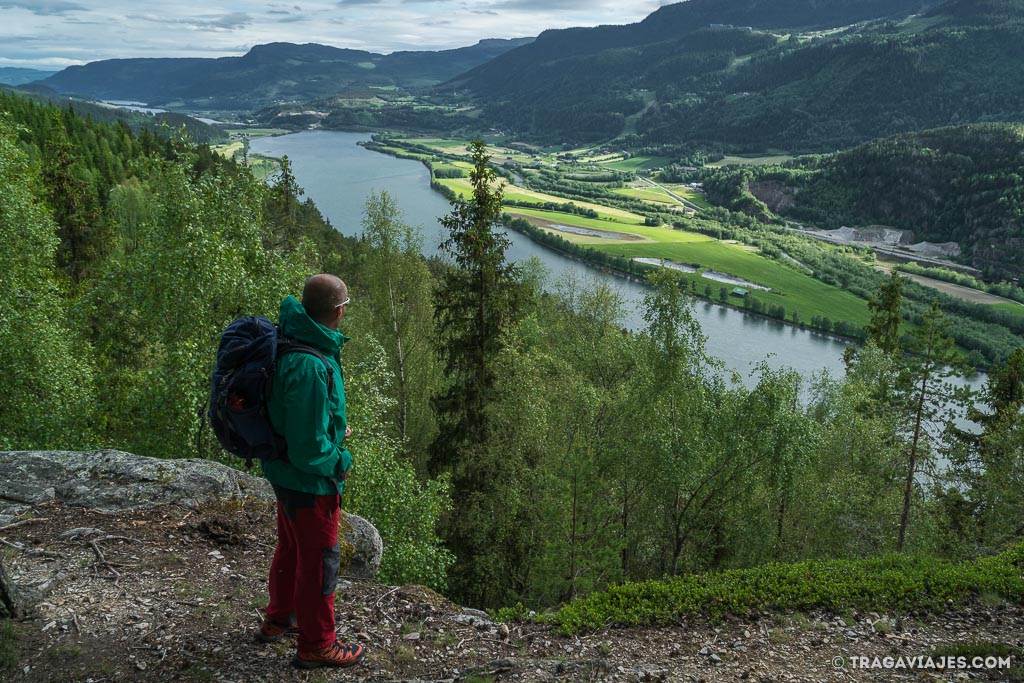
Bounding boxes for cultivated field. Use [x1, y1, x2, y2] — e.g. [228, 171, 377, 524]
[437, 177, 645, 222]
[707, 154, 795, 167]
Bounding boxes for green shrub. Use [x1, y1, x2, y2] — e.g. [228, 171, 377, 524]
[0, 619, 16, 670]
[552, 545, 1024, 634]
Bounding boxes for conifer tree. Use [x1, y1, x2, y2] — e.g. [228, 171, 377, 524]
[431, 140, 521, 472]
[866, 270, 905, 354]
[41, 113, 108, 283]
[430, 140, 523, 606]
[896, 301, 960, 552]
[267, 155, 302, 250]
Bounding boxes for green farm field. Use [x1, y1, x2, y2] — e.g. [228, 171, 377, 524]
[595, 241, 869, 325]
[507, 207, 659, 240]
[437, 178, 645, 222]
[601, 155, 672, 172]
[509, 207, 869, 326]
[664, 184, 714, 209]
[225, 128, 290, 138]
[211, 141, 243, 159]
[403, 137, 531, 162]
[373, 144, 433, 161]
[614, 187, 676, 204]
[707, 154, 795, 167]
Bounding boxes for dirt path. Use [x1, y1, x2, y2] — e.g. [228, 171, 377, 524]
[3, 502, 1022, 682]
[874, 263, 1023, 306]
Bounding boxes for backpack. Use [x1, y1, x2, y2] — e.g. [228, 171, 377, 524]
[208, 316, 335, 468]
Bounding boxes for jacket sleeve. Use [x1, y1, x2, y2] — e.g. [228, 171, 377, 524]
[277, 357, 342, 479]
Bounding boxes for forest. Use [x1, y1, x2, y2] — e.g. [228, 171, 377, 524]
[1, 93, 1022, 614]
[446, 0, 1024, 152]
[719, 123, 1024, 280]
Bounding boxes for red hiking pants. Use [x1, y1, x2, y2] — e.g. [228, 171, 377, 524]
[265, 491, 341, 652]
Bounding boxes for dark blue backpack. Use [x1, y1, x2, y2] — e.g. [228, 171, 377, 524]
[208, 316, 334, 468]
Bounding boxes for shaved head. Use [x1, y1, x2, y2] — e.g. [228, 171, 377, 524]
[302, 274, 348, 327]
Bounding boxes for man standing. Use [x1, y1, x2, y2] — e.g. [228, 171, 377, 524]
[255, 274, 365, 669]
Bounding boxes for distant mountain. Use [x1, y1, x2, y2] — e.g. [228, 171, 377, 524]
[0, 67, 56, 86]
[745, 123, 1024, 278]
[447, 0, 1024, 150]
[39, 39, 533, 111]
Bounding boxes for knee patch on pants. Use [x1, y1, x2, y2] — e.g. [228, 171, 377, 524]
[321, 542, 340, 596]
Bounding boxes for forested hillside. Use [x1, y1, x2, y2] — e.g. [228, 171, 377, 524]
[727, 124, 1024, 279]
[0, 68, 52, 86]
[2, 93, 1022, 616]
[38, 39, 532, 111]
[449, 0, 1024, 150]
[0, 87, 227, 144]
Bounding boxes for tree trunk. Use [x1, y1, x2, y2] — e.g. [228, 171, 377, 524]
[898, 357, 932, 552]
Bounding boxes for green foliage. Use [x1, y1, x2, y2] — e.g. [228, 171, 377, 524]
[341, 344, 453, 588]
[81, 154, 310, 460]
[750, 124, 1024, 279]
[0, 119, 96, 450]
[865, 271, 905, 355]
[0, 619, 15, 670]
[360, 191, 439, 471]
[431, 140, 522, 466]
[553, 544, 1024, 634]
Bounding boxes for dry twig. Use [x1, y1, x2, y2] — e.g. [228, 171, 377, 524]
[0, 518, 47, 532]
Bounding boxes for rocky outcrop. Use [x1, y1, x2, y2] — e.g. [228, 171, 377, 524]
[748, 180, 799, 213]
[0, 450, 382, 578]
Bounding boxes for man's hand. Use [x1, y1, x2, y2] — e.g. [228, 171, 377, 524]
[344, 425, 352, 439]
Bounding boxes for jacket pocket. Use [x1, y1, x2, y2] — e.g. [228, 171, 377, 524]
[321, 542, 341, 596]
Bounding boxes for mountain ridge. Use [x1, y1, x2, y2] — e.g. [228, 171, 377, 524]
[38, 38, 533, 110]
[449, 0, 1024, 149]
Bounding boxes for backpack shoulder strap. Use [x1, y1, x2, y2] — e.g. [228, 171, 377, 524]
[276, 337, 336, 395]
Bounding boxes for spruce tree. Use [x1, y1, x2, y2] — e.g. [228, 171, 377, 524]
[431, 140, 521, 472]
[41, 113, 108, 283]
[866, 270, 906, 354]
[430, 140, 523, 606]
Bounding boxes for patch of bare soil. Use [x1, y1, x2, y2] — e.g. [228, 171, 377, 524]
[507, 212, 649, 242]
[872, 264, 1020, 306]
[2, 501, 1023, 682]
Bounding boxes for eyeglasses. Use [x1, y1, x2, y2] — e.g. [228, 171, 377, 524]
[335, 297, 350, 309]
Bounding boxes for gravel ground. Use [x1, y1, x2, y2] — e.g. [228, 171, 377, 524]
[2, 501, 1022, 682]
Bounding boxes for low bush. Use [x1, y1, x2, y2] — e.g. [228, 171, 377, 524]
[552, 544, 1024, 634]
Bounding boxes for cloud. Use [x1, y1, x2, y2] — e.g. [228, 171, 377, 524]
[129, 11, 254, 31]
[488, 0, 601, 9]
[206, 12, 253, 29]
[0, 0, 84, 15]
[336, 0, 381, 5]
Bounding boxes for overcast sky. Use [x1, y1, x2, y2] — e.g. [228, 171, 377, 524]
[0, 0, 673, 70]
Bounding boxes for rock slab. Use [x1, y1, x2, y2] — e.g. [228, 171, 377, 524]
[0, 450, 382, 578]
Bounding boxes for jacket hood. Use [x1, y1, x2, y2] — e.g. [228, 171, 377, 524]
[277, 295, 348, 355]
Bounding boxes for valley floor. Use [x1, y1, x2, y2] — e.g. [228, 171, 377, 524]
[4, 502, 1021, 682]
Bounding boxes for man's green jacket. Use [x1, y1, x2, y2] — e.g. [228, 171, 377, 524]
[264, 296, 352, 495]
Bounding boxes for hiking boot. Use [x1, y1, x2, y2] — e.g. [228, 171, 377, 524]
[254, 617, 300, 643]
[292, 641, 365, 669]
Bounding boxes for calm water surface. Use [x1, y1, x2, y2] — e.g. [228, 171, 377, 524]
[250, 131, 986, 397]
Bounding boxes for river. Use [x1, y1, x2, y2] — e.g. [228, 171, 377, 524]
[249, 130, 987, 398]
